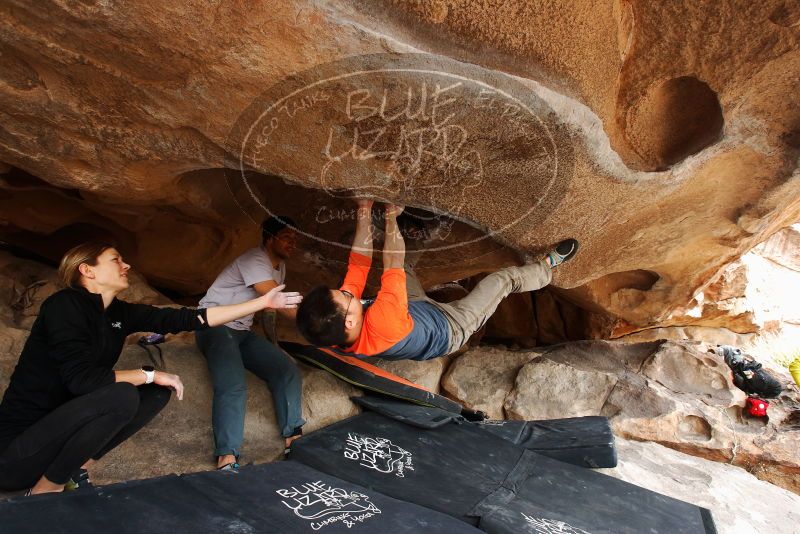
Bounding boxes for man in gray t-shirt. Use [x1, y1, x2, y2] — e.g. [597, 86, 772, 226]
[199, 247, 286, 330]
[196, 216, 305, 470]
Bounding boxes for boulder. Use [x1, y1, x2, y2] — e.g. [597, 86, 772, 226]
[441, 346, 538, 420]
[374, 356, 450, 394]
[504, 359, 617, 419]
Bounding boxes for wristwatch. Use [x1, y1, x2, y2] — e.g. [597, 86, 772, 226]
[141, 365, 156, 384]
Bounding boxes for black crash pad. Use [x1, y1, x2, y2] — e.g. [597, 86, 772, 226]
[0, 474, 239, 534]
[288, 412, 716, 534]
[473, 416, 617, 468]
[0, 462, 480, 533]
[352, 394, 617, 468]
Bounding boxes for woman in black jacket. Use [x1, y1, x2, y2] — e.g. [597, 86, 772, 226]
[0, 241, 301, 495]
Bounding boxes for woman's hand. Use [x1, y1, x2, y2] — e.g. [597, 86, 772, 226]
[154, 371, 184, 400]
[263, 284, 303, 309]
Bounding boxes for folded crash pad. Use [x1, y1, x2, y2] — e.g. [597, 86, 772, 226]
[288, 412, 716, 534]
[474, 416, 617, 468]
[281, 342, 484, 419]
[0, 462, 480, 533]
[352, 395, 617, 468]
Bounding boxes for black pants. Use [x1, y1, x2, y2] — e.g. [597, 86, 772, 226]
[0, 383, 170, 491]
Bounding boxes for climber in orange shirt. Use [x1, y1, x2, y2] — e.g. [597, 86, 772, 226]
[297, 199, 578, 361]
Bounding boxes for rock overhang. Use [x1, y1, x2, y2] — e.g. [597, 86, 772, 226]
[0, 0, 798, 328]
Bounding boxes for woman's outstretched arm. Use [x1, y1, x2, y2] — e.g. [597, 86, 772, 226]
[125, 285, 302, 334]
[205, 285, 301, 326]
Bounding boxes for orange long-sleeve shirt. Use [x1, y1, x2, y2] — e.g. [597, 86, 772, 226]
[340, 252, 414, 356]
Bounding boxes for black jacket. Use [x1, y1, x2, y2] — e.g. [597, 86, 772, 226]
[0, 287, 209, 450]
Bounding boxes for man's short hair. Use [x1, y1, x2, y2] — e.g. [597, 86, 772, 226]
[261, 215, 297, 244]
[296, 285, 348, 347]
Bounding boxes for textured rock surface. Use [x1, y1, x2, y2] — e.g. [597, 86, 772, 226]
[505, 359, 618, 419]
[0, 1, 798, 331]
[613, 223, 800, 346]
[441, 346, 537, 420]
[753, 223, 800, 272]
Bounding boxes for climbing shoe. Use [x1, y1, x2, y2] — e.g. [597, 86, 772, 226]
[546, 239, 579, 267]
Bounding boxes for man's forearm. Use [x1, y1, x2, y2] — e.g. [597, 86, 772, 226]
[352, 204, 374, 256]
[383, 213, 405, 270]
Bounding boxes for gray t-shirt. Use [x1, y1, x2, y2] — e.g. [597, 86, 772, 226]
[199, 247, 285, 330]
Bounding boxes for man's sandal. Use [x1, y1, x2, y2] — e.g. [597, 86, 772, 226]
[217, 461, 240, 471]
[217, 454, 240, 471]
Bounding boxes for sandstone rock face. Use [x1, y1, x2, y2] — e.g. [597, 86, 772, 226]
[753, 223, 800, 272]
[505, 359, 618, 420]
[614, 223, 800, 350]
[441, 346, 537, 420]
[615, 325, 756, 348]
[0, 1, 798, 332]
[373, 356, 449, 394]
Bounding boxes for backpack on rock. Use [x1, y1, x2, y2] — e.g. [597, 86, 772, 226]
[717, 345, 782, 399]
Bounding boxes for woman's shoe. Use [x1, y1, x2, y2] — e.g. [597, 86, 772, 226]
[64, 468, 92, 491]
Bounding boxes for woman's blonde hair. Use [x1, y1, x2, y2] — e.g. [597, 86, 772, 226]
[58, 241, 115, 288]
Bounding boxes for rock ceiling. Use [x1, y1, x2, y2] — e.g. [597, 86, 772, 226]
[0, 0, 798, 328]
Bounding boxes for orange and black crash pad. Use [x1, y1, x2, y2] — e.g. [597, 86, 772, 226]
[288, 412, 717, 533]
[0, 461, 481, 533]
[280, 342, 485, 419]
